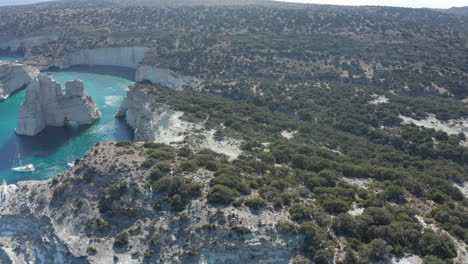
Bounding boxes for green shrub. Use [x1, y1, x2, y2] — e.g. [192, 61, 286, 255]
[149, 233, 163, 247]
[276, 221, 299, 233]
[207, 185, 237, 204]
[86, 246, 97, 255]
[181, 160, 198, 172]
[244, 197, 267, 211]
[201, 223, 217, 231]
[115, 141, 132, 147]
[114, 231, 129, 248]
[232, 226, 250, 235]
[417, 231, 456, 259]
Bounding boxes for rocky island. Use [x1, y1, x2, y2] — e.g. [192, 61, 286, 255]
[0, 61, 39, 101]
[16, 75, 101, 136]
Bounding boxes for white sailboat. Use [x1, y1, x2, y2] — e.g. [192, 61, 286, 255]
[11, 154, 35, 172]
[67, 141, 75, 168]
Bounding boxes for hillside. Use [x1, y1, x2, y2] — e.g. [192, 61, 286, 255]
[0, 0, 467, 264]
[0, 0, 467, 98]
[439, 6, 468, 16]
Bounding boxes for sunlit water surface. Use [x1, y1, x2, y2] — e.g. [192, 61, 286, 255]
[0, 55, 133, 183]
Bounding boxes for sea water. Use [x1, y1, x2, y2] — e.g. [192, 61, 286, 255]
[0, 56, 134, 183]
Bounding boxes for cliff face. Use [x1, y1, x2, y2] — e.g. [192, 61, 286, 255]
[16, 75, 101, 136]
[53, 47, 148, 69]
[136, 65, 193, 88]
[116, 85, 242, 159]
[52, 46, 192, 88]
[0, 61, 39, 100]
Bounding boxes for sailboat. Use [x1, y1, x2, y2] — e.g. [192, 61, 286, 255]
[67, 141, 75, 168]
[11, 154, 35, 172]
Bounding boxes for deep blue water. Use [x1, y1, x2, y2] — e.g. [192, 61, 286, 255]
[0, 55, 134, 184]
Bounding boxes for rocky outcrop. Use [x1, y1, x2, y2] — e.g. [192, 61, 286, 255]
[16, 75, 101, 136]
[116, 85, 242, 159]
[136, 65, 194, 88]
[53, 47, 148, 69]
[399, 114, 468, 147]
[0, 142, 301, 264]
[0, 61, 39, 100]
[116, 84, 176, 141]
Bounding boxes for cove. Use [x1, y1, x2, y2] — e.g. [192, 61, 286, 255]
[0, 57, 134, 184]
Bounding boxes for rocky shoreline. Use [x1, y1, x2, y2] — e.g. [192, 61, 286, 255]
[0, 142, 302, 264]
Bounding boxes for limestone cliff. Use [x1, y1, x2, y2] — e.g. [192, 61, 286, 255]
[116, 85, 242, 159]
[0, 61, 39, 101]
[16, 75, 101, 136]
[53, 47, 148, 69]
[136, 65, 193, 88]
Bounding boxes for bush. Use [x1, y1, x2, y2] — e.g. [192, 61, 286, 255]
[177, 146, 192, 157]
[321, 198, 351, 214]
[86, 246, 97, 255]
[367, 239, 393, 261]
[244, 197, 267, 211]
[211, 174, 251, 195]
[232, 226, 250, 235]
[276, 221, 299, 233]
[114, 231, 129, 248]
[141, 159, 156, 168]
[289, 203, 313, 221]
[115, 141, 132, 147]
[149, 233, 163, 247]
[181, 160, 198, 172]
[417, 231, 456, 259]
[207, 185, 237, 204]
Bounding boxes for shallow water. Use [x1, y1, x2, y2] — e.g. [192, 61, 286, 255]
[0, 56, 134, 184]
[0, 55, 23, 62]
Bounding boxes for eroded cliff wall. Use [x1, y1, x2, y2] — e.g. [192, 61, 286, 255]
[53, 47, 148, 69]
[0, 61, 39, 100]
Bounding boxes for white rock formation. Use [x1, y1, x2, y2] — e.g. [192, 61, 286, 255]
[136, 65, 194, 88]
[53, 47, 148, 69]
[0, 61, 39, 100]
[399, 114, 468, 147]
[16, 75, 101, 136]
[116, 85, 242, 160]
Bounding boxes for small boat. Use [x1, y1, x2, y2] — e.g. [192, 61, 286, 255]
[12, 164, 35, 172]
[11, 154, 35, 172]
[68, 162, 75, 168]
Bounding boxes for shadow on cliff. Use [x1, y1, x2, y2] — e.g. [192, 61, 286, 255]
[0, 124, 92, 172]
[48, 65, 136, 81]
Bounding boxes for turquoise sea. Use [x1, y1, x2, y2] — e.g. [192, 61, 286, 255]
[0, 55, 134, 183]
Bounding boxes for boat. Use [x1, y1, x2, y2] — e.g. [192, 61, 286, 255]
[11, 154, 35, 172]
[67, 141, 75, 168]
[12, 164, 35, 172]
